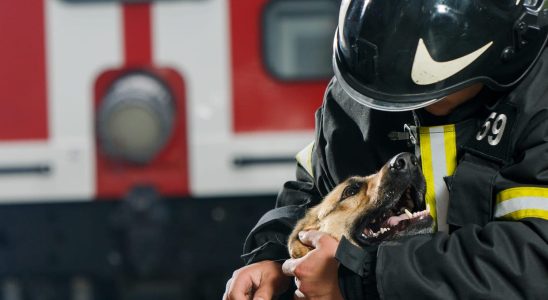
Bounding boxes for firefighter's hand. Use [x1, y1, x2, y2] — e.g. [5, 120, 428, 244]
[223, 260, 291, 300]
[282, 230, 343, 300]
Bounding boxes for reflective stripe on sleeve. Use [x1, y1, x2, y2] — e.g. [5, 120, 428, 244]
[495, 187, 548, 220]
[419, 125, 457, 232]
[296, 141, 315, 178]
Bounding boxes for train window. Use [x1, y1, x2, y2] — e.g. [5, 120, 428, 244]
[263, 0, 339, 81]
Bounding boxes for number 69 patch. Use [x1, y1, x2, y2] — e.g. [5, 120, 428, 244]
[465, 102, 517, 163]
[476, 112, 507, 146]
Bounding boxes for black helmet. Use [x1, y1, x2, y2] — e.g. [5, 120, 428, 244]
[334, 0, 548, 111]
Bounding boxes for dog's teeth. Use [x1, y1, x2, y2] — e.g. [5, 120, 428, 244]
[404, 209, 413, 218]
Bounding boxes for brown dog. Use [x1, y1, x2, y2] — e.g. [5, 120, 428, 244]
[288, 152, 433, 258]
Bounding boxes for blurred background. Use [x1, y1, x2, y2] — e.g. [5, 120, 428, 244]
[0, 0, 339, 299]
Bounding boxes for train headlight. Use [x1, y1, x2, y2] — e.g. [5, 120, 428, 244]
[97, 72, 175, 164]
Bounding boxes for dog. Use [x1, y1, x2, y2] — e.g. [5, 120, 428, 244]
[288, 152, 433, 258]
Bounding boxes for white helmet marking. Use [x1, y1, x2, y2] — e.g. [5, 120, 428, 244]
[411, 38, 493, 85]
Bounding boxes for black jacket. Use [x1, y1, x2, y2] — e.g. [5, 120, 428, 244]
[242, 51, 548, 299]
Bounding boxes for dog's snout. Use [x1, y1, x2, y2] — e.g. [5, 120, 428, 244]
[393, 157, 407, 171]
[390, 153, 419, 173]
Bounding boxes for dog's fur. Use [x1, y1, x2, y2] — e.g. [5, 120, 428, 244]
[288, 153, 432, 258]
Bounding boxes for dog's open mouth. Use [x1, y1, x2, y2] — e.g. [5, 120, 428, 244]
[355, 185, 432, 245]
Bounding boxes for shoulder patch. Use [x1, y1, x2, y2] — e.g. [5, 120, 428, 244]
[296, 141, 315, 178]
[464, 102, 517, 163]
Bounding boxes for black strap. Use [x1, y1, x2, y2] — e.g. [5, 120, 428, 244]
[335, 236, 374, 277]
[338, 264, 366, 300]
[336, 237, 379, 300]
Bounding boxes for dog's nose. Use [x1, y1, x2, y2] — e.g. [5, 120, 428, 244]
[389, 153, 419, 173]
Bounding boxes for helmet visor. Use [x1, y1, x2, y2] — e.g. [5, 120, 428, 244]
[333, 53, 444, 112]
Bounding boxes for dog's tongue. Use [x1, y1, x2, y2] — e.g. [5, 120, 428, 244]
[387, 213, 410, 226]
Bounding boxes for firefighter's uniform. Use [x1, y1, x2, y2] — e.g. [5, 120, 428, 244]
[242, 50, 548, 299]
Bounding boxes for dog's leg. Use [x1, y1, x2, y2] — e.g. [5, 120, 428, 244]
[288, 213, 320, 258]
[288, 236, 313, 259]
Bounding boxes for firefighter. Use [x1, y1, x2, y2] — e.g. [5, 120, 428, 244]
[224, 0, 548, 299]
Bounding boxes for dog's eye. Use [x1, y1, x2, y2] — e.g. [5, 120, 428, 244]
[341, 183, 361, 200]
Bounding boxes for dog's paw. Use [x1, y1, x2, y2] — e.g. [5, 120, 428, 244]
[288, 240, 313, 259]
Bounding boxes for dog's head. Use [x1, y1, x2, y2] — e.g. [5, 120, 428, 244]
[315, 152, 432, 246]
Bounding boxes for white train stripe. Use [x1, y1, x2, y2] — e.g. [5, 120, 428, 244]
[154, 0, 314, 196]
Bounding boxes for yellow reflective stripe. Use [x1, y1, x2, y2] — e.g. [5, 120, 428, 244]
[296, 141, 315, 178]
[498, 209, 548, 221]
[419, 125, 457, 232]
[495, 187, 548, 220]
[443, 125, 457, 176]
[419, 127, 437, 230]
[497, 187, 548, 203]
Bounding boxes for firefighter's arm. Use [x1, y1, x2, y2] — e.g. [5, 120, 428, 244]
[374, 219, 548, 299]
[335, 220, 548, 300]
[226, 160, 321, 300]
[241, 86, 331, 265]
[241, 161, 321, 265]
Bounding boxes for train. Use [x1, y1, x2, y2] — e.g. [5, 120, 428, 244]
[0, 0, 340, 299]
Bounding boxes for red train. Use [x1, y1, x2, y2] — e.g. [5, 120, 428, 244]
[0, 0, 340, 298]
